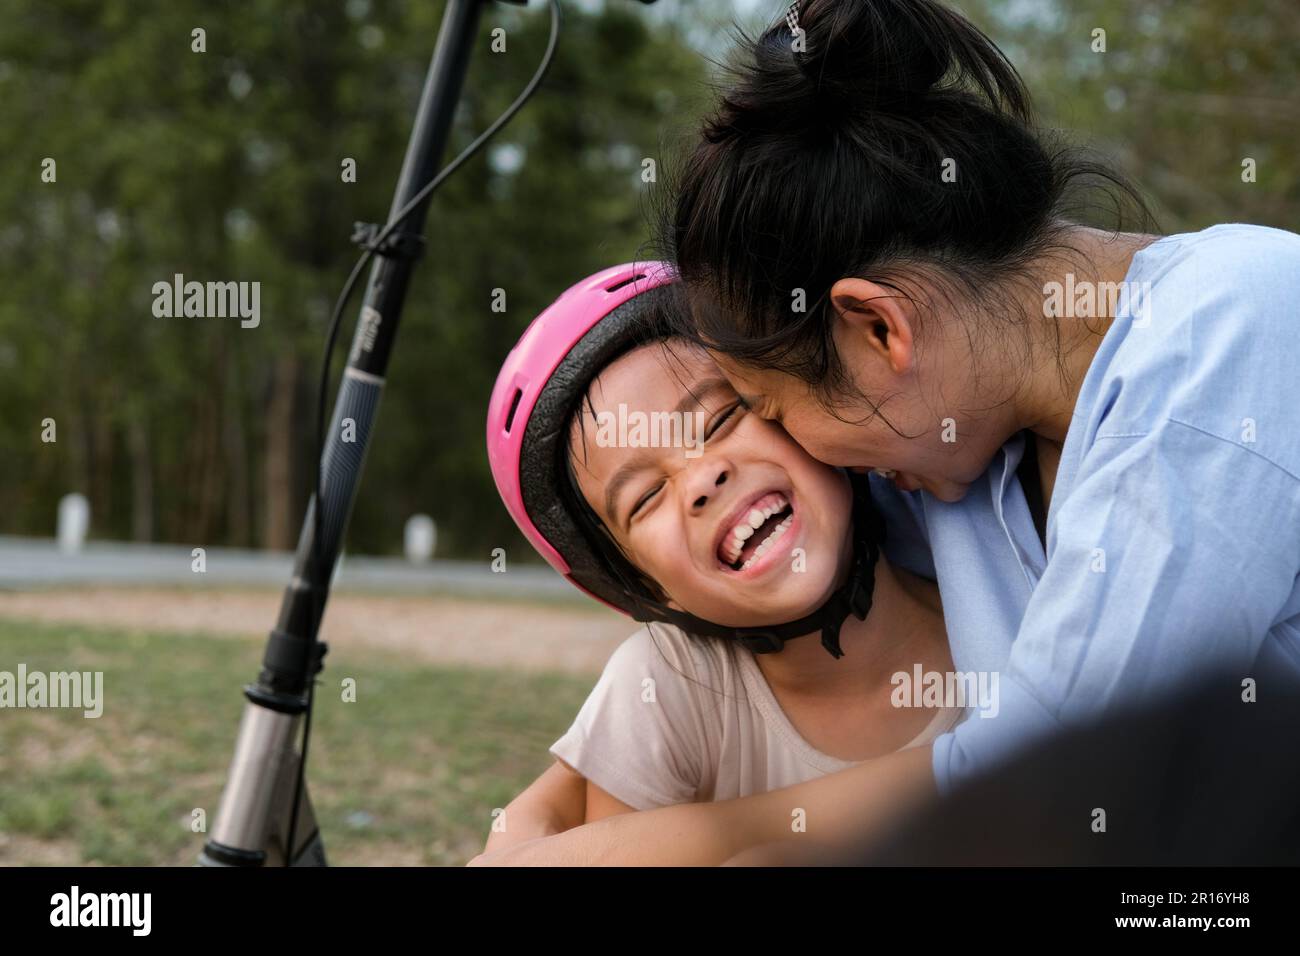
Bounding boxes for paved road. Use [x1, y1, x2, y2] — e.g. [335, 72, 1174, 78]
[0, 535, 577, 602]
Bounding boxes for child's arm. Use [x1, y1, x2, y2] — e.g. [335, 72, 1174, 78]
[483, 759, 588, 853]
[481, 627, 701, 856]
[481, 758, 645, 854]
[585, 778, 638, 822]
[470, 744, 936, 866]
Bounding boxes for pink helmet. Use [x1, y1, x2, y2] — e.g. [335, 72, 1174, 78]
[485, 261, 885, 659]
[486, 261, 678, 615]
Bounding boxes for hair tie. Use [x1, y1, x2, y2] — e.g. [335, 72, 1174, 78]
[785, 1, 802, 38]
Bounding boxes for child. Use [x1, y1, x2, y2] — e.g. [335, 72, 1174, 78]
[483, 263, 960, 854]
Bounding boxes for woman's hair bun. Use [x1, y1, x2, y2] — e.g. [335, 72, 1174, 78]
[738, 0, 1031, 125]
[666, 0, 1154, 399]
[794, 0, 944, 102]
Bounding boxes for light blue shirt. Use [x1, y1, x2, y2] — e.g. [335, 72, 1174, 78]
[871, 223, 1300, 796]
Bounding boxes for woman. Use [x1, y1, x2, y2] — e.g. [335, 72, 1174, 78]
[471, 0, 1300, 865]
[661, 0, 1300, 792]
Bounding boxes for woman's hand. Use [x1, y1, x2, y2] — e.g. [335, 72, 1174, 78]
[468, 798, 753, 866]
[468, 744, 936, 866]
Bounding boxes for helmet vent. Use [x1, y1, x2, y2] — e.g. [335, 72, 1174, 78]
[604, 273, 645, 293]
[503, 388, 524, 433]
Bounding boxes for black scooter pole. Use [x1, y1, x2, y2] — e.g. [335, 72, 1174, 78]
[200, 0, 500, 867]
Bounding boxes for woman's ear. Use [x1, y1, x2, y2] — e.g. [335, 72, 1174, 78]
[829, 277, 917, 375]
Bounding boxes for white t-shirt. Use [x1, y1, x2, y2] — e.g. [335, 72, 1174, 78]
[550, 623, 965, 811]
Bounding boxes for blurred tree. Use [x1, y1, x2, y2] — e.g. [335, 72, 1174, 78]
[0, 0, 708, 560]
[0, 0, 1295, 562]
[956, 0, 1300, 231]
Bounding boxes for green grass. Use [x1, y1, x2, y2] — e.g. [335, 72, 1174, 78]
[0, 618, 594, 865]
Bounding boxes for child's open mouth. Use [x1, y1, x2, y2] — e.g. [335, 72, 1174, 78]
[717, 491, 795, 572]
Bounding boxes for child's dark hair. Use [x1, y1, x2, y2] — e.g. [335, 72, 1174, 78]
[554, 285, 737, 615]
[658, 0, 1154, 405]
[557, 322, 673, 611]
[554, 304, 775, 698]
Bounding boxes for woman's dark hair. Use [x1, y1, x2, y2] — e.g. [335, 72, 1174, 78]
[659, 0, 1154, 404]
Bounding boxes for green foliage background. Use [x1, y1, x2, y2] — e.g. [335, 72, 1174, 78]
[1, 0, 1295, 562]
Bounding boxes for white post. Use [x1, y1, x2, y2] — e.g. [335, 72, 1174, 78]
[404, 514, 436, 564]
[57, 493, 90, 554]
[331, 549, 346, 591]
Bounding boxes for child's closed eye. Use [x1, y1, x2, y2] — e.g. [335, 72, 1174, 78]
[705, 400, 745, 439]
[629, 481, 664, 521]
[627, 401, 746, 524]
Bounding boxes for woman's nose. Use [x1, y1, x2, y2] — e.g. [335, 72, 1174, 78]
[689, 466, 729, 511]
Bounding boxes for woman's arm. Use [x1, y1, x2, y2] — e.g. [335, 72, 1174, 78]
[470, 743, 935, 865]
[483, 759, 588, 853]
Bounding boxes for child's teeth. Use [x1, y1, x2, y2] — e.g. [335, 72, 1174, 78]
[737, 514, 794, 572]
[723, 494, 794, 571]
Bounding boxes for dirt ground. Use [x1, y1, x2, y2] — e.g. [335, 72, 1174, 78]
[0, 586, 632, 675]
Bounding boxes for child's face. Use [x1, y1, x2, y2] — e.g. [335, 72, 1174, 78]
[569, 339, 853, 628]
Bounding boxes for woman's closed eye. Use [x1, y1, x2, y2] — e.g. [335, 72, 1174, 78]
[734, 393, 780, 424]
